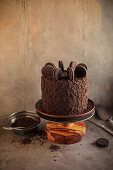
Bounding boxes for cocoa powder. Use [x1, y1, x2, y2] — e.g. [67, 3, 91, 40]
[11, 117, 39, 128]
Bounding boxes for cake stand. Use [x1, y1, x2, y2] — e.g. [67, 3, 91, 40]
[35, 99, 95, 144]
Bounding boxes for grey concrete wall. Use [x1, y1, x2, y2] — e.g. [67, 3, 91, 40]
[0, 0, 113, 116]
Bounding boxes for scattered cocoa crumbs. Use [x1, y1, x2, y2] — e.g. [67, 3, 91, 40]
[37, 129, 46, 140]
[35, 129, 47, 145]
[21, 138, 31, 145]
[11, 129, 47, 146]
[49, 144, 60, 152]
[11, 139, 15, 143]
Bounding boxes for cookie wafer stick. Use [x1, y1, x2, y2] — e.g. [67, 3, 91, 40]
[67, 67, 74, 81]
[69, 61, 76, 71]
[41, 65, 55, 79]
[58, 61, 64, 71]
[55, 68, 62, 80]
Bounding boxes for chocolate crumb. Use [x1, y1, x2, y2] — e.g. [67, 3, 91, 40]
[49, 144, 60, 151]
[11, 139, 15, 143]
[37, 129, 46, 140]
[21, 138, 31, 145]
[11, 129, 47, 146]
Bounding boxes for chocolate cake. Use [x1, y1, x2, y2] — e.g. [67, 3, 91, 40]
[41, 61, 88, 116]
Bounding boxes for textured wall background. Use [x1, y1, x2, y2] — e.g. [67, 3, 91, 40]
[0, 0, 113, 116]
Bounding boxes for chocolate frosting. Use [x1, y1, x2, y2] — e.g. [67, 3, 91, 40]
[41, 75, 88, 115]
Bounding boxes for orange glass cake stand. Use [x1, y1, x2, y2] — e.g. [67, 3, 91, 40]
[46, 121, 86, 144]
[35, 99, 95, 144]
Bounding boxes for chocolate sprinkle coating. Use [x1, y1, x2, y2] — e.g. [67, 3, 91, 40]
[41, 76, 88, 115]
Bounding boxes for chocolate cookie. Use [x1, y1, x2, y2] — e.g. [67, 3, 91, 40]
[75, 65, 86, 78]
[45, 62, 56, 69]
[69, 61, 76, 71]
[96, 138, 109, 147]
[41, 65, 55, 79]
[77, 63, 87, 70]
[58, 61, 64, 71]
[54, 68, 62, 80]
[67, 67, 74, 81]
